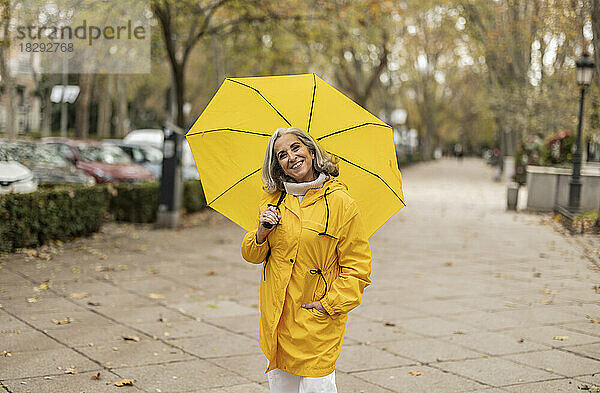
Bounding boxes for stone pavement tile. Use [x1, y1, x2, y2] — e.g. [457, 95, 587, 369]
[374, 337, 483, 364]
[502, 326, 600, 349]
[336, 344, 413, 372]
[454, 296, 522, 312]
[396, 316, 474, 337]
[1, 348, 99, 379]
[0, 282, 44, 300]
[97, 305, 188, 325]
[50, 279, 117, 297]
[172, 331, 261, 358]
[353, 365, 484, 392]
[45, 324, 145, 348]
[71, 291, 157, 308]
[0, 270, 31, 286]
[352, 303, 423, 323]
[561, 343, 600, 361]
[503, 378, 584, 393]
[202, 313, 260, 339]
[575, 373, 600, 387]
[446, 310, 530, 331]
[192, 382, 269, 393]
[19, 310, 113, 330]
[79, 339, 193, 368]
[137, 318, 224, 340]
[113, 359, 250, 392]
[404, 299, 474, 316]
[173, 300, 259, 320]
[1, 370, 132, 393]
[504, 349, 600, 377]
[0, 329, 63, 352]
[444, 331, 548, 356]
[2, 295, 85, 314]
[559, 288, 600, 303]
[210, 353, 268, 383]
[561, 321, 600, 338]
[436, 357, 555, 387]
[0, 311, 30, 331]
[344, 316, 421, 343]
[493, 307, 585, 326]
[335, 371, 393, 393]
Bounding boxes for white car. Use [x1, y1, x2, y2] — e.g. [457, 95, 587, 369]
[123, 129, 200, 180]
[0, 161, 38, 194]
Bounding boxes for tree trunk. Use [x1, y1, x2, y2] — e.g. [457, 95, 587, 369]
[173, 62, 186, 128]
[41, 90, 51, 137]
[115, 75, 129, 137]
[75, 74, 93, 139]
[96, 75, 113, 138]
[592, 0, 600, 93]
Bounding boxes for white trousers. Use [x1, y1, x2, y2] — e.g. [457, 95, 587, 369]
[267, 368, 337, 393]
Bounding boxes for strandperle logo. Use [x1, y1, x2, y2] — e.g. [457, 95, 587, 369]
[16, 20, 148, 46]
[10, 0, 150, 74]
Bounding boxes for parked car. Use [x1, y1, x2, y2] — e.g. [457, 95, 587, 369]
[104, 141, 163, 179]
[123, 129, 200, 179]
[42, 138, 155, 183]
[0, 148, 37, 194]
[0, 140, 95, 185]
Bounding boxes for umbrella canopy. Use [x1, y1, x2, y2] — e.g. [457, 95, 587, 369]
[186, 74, 405, 237]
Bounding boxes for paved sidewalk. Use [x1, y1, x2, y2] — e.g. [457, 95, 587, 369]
[1, 158, 599, 393]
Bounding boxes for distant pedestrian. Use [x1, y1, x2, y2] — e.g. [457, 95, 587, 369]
[241, 127, 372, 393]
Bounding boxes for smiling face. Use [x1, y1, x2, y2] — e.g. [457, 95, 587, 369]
[274, 133, 316, 183]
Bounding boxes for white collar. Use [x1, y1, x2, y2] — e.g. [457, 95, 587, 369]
[283, 173, 329, 196]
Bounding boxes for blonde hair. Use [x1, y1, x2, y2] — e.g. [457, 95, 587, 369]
[261, 127, 339, 193]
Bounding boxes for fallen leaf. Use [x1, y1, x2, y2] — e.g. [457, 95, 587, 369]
[122, 336, 140, 342]
[453, 331, 465, 335]
[39, 284, 49, 290]
[69, 292, 89, 299]
[553, 336, 569, 341]
[409, 371, 423, 376]
[27, 297, 39, 303]
[1, 351, 11, 357]
[87, 301, 101, 306]
[114, 379, 135, 386]
[91, 372, 101, 380]
[208, 304, 219, 309]
[52, 317, 72, 325]
[578, 384, 600, 392]
[517, 338, 525, 343]
[148, 293, 165, 299]
[64, 368, 78, 374]
[206, 269, 216, 276]
[444, 262, 453, 267]
[540, 299, 552, 305]
[533, 272, 542, 278]
[105, 361, 113, 366]
[95, 265, 115, 272]
[383, 322, 396, 327]
[594, 286, 600, 294]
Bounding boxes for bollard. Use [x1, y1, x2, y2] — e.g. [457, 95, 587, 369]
[156, 122, 184, 228]
[507, 182, 519, 211]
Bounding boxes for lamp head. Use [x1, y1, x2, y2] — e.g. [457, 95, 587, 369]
[576, 52, 594, 86]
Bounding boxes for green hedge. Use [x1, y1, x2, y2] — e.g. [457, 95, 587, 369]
[0, 179, 207, 252]
[0, 186, 108, 252]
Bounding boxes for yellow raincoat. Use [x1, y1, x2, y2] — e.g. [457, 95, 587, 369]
[241, 178, 372, 377]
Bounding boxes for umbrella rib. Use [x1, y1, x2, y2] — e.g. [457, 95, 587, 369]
[316, 122, 390, 141]
[307, 74, 316, 133]
[187, 128, 271, 138]
[334, 154, 406, 207]
[227, 79, 292, 127]
[208, 167, 261, 206]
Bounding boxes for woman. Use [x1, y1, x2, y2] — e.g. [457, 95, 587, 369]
[241, 127, 372, 393]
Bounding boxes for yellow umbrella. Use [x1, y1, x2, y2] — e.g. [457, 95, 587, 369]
[186, 74, 405, 237]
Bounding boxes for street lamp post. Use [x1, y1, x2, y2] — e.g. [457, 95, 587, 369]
[568, 52, 595, 212]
